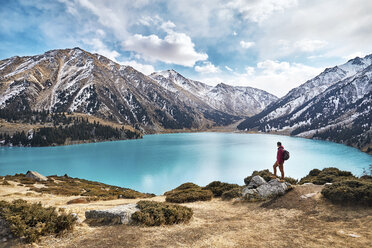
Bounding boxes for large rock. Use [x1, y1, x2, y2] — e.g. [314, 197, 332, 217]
[242, 176, 291, 200]
[247, 175, 267, 189]
[85, 204, 139, 225]
[25, 170, 47, 181]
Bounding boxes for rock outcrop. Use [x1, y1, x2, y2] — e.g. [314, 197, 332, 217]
[242, 176, 291, 200]
[85, 203, 139, 225]
[25, 170, 47, 181]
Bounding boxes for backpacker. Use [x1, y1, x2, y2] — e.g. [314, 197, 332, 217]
[283, 150, 290, 160]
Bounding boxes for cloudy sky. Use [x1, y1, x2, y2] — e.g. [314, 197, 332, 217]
[1, 0, 371, 96]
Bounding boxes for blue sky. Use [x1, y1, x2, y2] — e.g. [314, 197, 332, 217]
[1, 0, 371, 96]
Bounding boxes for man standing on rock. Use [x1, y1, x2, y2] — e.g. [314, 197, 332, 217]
[273, 142, 285, 181]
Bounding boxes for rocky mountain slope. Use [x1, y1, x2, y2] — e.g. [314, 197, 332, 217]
[0, 48, 278, 133]
[150, 70, 278, 116]
[238, 54, 372, 150]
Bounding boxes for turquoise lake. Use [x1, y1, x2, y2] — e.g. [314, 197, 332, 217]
[0, 133, 371, 195]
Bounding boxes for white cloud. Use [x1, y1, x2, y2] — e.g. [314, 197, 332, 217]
[82, 37, 155, 75]
[195, 62, 220, 74]
[227, 0, 298, 23]
[120, 60, 155, 75]
[342, 52, 364, 60]
[233, 31, 237, 36]
[294, 39, 327, 52]
[240, 40, 255, 49]
[197, 60, 321, 97]
[257, 60, 290, 73]
[256, 0, 372, 60]
[123, 32, 208, 67]
[245, 66, 255, 76]
[225, 66, 233, 72]
[160, 21, 176, 32]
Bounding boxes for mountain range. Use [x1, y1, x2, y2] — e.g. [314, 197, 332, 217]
[0, 48, 276, 133]
[0, 48, 371, 151]
[237, 54, 372, 151]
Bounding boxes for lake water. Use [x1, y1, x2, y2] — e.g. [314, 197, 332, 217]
[0, 133, 371, 195]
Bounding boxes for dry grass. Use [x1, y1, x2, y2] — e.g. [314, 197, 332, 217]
[1, 183, 371, 248]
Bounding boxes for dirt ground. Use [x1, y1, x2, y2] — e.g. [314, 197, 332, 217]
[0, 182, 371, 248]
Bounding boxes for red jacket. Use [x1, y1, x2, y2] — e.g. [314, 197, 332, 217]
[277, 146, 284, 164]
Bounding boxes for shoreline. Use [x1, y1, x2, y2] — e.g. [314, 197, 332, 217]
[2, 128, 370, 155]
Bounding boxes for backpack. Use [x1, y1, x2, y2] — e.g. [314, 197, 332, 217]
[283, 150, 290, 160]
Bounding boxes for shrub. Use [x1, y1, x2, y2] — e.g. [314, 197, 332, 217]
[284, 177, 298, 185]
[244, 170, 274, 185]
[321, 179, 372, 206]
[300, 167, 356, 185]
[6, 173, 154, 201]
[165, 183, 213, 203]
[244, 170, 297, 185]
[119, 189, 155, 199]
[131, 200, 193, 226]
[202, 181, 241, 197]
[221, 187, 242, 200]
[166, 188, 213, 203]
[164, 183, 200, 196]
[0, 199, 76, 243]
[308, 169, 321, 176]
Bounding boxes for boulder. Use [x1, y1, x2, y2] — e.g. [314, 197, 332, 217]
[242, 176, 290, 200]
[25, 171, 47, 182]
[247, 175, 267, 189]
[85, 203, 139, 225]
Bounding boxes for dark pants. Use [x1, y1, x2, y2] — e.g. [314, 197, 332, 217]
[273, 161, 284, 179]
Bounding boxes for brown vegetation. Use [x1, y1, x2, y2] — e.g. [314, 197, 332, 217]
[4, 174, 154, 201]
[0, 199, 76, 243]
[131, 201, 193, 226]
[202, 181, 241, 197]
[164, 183, 213, 203]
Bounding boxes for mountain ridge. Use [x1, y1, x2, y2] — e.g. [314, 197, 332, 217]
[0, 47, 277, 134]
[237, 54, 372, 152]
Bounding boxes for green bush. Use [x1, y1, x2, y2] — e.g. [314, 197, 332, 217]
[244, 170, 297, 185]
[202, 181, 241, 197]
[165, 183, 213, 203]
[131, 200, 193, 226]
[321, 179, 372, 206]
[244, 170, 273, 184]
[166, 188, 213, 203]
[0, 199, 76, 243]
[308, 169, 321, 176]
[221, 187, 242, 200]
[164, 183, 200, 196]
[300, 167, 356, 185]
[284, 177, 298, 185]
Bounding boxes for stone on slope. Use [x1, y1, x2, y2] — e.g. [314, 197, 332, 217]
[25, 170, 47, 181]
[242, 176, 291, 200]
[247, 175, 267, 189]
[85, 204, 139, 225]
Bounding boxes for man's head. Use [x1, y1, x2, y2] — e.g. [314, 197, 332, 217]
[277, 142, 282, 147]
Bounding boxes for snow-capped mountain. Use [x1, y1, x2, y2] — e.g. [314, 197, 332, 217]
[238, 54, 372, 150]
[150, 70, 278, 116]
[0, 48, 277, 132]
